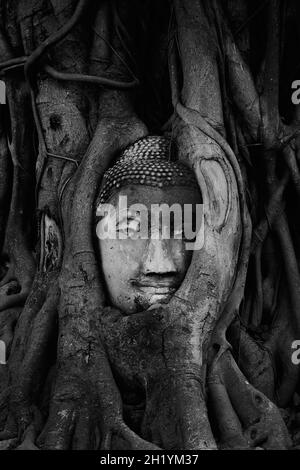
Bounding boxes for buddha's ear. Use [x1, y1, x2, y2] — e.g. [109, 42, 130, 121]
[175, 125, 239, 232]
[173, 118, 240, 235]
[193, 155, 236, 232]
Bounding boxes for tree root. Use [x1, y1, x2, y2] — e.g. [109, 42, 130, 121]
[0, 438, 18, 450]
[16, 424, 39, 450]
[0, 76, 36, 313]
[0, 271, 59, 443]
[168, 38, 252, 359]
[44, 64, 139, 89]
[0, 110, 11, 254]
[0, 292, 31, 313]
[0, 307, 22, 362]
[36, 378, 159, 450]
[99, 307, 217, 449]
[109, 422, 161, 450]
[228, 319, 275, 401]
[208, 350, 291, 449]
[15, 406, 43, 450]
[24, 0, 92, 87]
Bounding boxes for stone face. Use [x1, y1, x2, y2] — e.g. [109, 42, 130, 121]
[97, 183, 202, 315]
[96, 136, 203, 315]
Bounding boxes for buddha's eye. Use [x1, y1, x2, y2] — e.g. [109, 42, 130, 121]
[172, 224, 195, 241]
[182, 221, 198, 242]
[116, 218, 141, 238]
[173, 224, 184, 239]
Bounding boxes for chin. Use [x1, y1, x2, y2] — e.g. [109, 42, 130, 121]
[149, 293, 172, 305]
[131, 292, 172, 313]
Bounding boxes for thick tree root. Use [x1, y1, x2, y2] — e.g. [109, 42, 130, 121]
[0, 110, 11, 254]
[141, 371, 216, 450]
[36, 379, 159, 450]
[0, 271, 59, 444]
[0, 77, 36, 313]
[106, 423, 161, 450]
[208, 351, 291, 449]
[0, 307, 22, 357]
[0, 438, 18, 450]
[16, 428, 39, 450]
[227, 319, 275, 401]
[99, 307, 217, 449]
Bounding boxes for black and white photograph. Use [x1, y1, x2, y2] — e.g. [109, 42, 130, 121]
[0, 0, 299, 458]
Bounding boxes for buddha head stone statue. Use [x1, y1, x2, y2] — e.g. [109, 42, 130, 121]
[96, 136, 202, 314]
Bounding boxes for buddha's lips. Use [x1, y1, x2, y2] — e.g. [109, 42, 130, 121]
[138, 287, 176, 295]
[131, 278, 179, 293]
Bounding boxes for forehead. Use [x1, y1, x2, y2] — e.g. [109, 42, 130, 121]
[106, 185, 202, 208]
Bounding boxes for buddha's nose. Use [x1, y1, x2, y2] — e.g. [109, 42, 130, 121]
[141, 239, 177, 275]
